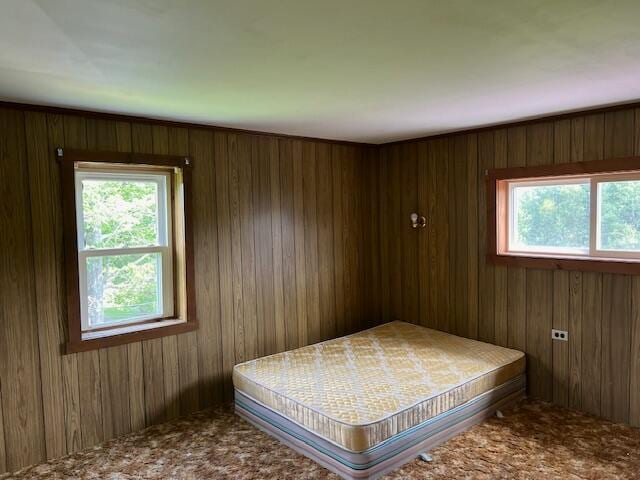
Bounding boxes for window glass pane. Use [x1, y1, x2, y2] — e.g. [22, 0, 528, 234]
[511, 182, 590, 251]
[86, 253, 162, 327]
[598, 180, 640, 251]
[81, 178, 159, 249]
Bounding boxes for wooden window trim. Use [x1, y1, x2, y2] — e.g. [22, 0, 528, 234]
[58, 148, 197, 353]
[486, 155, 640, 275]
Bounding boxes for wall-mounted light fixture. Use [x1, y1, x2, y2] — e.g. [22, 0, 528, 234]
[410, 213, 427, 229]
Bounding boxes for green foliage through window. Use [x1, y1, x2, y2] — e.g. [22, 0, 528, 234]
[513, 183, 590, 250]
[80, 177, 165, 327]
[87, 253, 161, 325]
[599, 180, 640, 251]
[82, 179, 158, 249]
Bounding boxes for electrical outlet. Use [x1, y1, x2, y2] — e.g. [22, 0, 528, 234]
[551, 329, 568, 341]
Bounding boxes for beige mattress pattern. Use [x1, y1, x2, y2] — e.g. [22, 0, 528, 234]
[233, 321, 525, 452]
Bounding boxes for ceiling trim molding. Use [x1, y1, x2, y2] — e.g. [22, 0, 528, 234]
[0, 100, 376, 148]
[381, 99, 640, 146]
[2, 98, 640, 148]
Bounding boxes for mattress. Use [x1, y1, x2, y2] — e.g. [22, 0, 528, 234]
[233, 321, 525, 453]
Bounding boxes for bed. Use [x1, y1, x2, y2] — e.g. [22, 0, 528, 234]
[233, 321, 526, 479]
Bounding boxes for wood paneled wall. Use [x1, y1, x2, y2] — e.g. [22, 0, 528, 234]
[0, 107, 372, 473]
[3, 100, 640, 474]
[373, 107, 640, 428]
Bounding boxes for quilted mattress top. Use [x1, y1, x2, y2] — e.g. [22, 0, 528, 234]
[233, 321, 525, 451]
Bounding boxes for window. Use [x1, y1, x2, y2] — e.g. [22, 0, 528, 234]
[59, 149, 196, 353]
[487, 156, 640, 274]
[507, 178, 590, 256]
[76, 169, 174, 333]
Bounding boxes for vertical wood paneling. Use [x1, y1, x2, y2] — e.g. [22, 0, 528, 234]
[270, 139, 287, 350]
[387, 145, 403, 320]
[317, 143, 336, 339]
[378, 147, 391, 322]
[168, 126, 200, 416]
[253, 137, 277, 355]
[0, 394, 5, 473]
[213, 131, 236, 399]
[189, 128, 223, 407]
[434, 140, 450, 333]
[631, 109, 640, 427]
[525, 122, 554, 402]
[152, 125, 181, 420]
[425, 142, 438, 330]
[343, 147, 364, 333]
[416, 142, 430, 328]
[506, 126, 527, 352]
[466, 135, 479, 340]
[477, 132, 495, 343]
[401, 143, 419, 324]
[0, 108, 46, 470]
[568, 116, 585, 411]
[238, 135, 259, 359]
[302, 142, 321, 342]
[332, 145, 347, 334]
[127, 342, 145, 431]
[7, 100, 640, 475]
[0, 107, 372, 475]
[375, 105, 640, 421]
[581, 113, 604, 416]
[363, 147, 381, 324]
[551, 119, 571, 408]
[47, 114, 83, 452]
[24, 111, 67, 459]
[227, 134, 246, 364]
[493, 130, 508, 347]
[279, 139, 299, 349]
[452, 136, 468, 336]
[631, 275, 640, 427]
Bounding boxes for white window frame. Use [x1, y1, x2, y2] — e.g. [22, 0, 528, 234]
[75, 168, 174, 332]
[503, 171, 640, 260]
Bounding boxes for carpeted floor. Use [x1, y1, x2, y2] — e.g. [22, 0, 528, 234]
[2, 400, 640, 479]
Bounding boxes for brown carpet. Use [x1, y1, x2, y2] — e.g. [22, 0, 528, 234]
[2, 400, 639, 479]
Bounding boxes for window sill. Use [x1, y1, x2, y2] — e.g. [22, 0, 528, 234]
[66, 319, 197, 354]
[487, 253, 640, 275]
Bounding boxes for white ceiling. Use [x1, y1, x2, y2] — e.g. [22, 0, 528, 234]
[1, 0, 640, 144]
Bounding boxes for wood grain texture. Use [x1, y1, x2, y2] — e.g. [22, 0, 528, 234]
[477, 132, 495, 343]
[551, 119, 571, 408]
[332, 145, 346, 335]
[631, 275, 640, 427]
[0, 388, 5, 473]
[0, 108, 47, 470]
[493, 130, 508, 347]
[0, 107, 371, 474]
[466, 135, 479, 340]
[152, 125, 181, 420]
[581, 113, 604, 417]
[302, 142, 321, 343]
[5, 100, 640, 475]
[375, 105, 640, 426]
[525, 122, 554, 402]
[632, 109, 640, 427]
[213, 131, 236, 400]
[24, 111, 67, 459]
